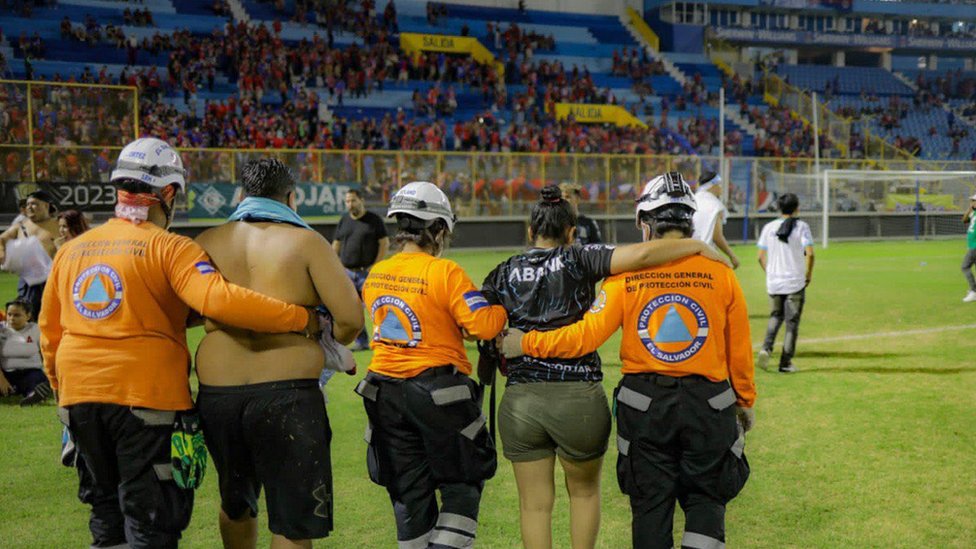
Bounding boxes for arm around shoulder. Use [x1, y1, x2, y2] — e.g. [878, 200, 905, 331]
[445, 261, 507, 340]
[306, 231, 364, 345]
[165, 234, 310, 333]
[610, 239, 711, 275]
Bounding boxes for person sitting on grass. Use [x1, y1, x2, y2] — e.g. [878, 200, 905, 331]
[0, 299, 50, 406]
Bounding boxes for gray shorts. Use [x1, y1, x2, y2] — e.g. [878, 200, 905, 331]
[498, 381, 612, 463]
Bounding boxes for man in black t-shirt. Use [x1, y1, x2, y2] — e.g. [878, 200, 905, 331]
[333, 189, 389, 350]
[560, 183, 603, 245]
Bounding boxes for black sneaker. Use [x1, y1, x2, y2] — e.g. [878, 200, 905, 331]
[19, 382, 52, 407]
[779, 363, 797, 373]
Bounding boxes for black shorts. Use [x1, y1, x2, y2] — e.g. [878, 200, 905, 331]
[18, 281, 45, 321]
[197, 379, 333, 540]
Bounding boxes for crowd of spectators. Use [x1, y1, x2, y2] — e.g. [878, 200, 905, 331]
[486, 21, 555, 58]
[17, 0, 953, 162]
[122, 7, 154, 27]
[749, 105, 821, 158]
[61, 16, 128, 48]
[723, 74, 821, 158]
[16, 32, 45, 59]
[915, 70, 976, 102]
[131, 82, 723, 158]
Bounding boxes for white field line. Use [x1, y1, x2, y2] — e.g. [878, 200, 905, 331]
[753, 323, 976, 349]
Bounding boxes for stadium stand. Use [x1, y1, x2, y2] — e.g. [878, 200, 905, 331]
[0, 0, 974, 163]
[0, 0, 766, 157]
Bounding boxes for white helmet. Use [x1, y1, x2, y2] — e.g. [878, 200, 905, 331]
[635, 171, 697, 228]
[387, 181, 456, 232]
[110, 137, 187, 192]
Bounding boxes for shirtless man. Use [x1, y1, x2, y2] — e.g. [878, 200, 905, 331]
[0, 190, 59, 318]
[194, 158, 363, 549]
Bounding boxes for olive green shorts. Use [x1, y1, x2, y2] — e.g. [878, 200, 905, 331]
[498, 381, 612, 463]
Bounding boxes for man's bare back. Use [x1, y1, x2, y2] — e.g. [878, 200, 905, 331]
[195, 221, 362, 386]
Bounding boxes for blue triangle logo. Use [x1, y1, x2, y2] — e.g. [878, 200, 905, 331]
[82, 276, 110, 303]
[654, 305, 693, 343]
[379, 310, 410, 341]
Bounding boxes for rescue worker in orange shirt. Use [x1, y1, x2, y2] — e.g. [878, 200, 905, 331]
[503, 172, 755, 549]
[355, 181, 507, 549]
[39, 137, 318, 549]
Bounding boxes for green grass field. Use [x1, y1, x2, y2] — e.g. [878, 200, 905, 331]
[1, 240, 974, 548]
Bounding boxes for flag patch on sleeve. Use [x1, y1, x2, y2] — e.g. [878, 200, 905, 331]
[195, 261, 217, 275]
[463, 291, 489, 312]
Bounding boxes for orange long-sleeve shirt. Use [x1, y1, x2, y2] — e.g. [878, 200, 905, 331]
[40, 218, 310, 411]
[364, 251, 507, 378]
[522, 254, 756, 407]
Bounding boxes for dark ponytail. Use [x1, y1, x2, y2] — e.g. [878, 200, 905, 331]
[529, 185, 577, 245]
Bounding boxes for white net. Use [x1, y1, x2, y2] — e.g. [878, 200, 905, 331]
[824, 170, 976, 244]
[748, 168, 976, 245]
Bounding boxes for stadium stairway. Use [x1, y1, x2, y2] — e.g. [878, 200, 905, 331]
[776, 65, 976, 160]
[888, 70, 976, 160]
[617, 15, 759, 156]
[226, 0, 249, 22]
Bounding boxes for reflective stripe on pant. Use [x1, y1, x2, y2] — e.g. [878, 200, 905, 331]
[762, 289, 806, 367]
[63, 404, 193, 549]
[614, 374, 749, 549]
[359, 369, 495, 547]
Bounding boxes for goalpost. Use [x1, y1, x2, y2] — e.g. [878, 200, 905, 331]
[749, 166, 976, 248]
[822, 170, 976, 248]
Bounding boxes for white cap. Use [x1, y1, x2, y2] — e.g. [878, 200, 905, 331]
[970, 192, 976, 200]
[111, 137, 187, 192]
[635, 171, 697, 228]
[387, 181, 456, 231]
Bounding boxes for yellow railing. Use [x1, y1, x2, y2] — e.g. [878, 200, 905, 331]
[626, 7, 660, 53]
[762, 72, 855, 159]
[705, 38, 737, 77]
[5, 145, 975, 219]
[760, 72, 943, 170]
[0, 79, 139, 183]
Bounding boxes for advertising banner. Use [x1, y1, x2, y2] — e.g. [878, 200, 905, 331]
[554, 103, 648, 128]
[399, 33, 501, 72]
[712, 26, 976, 52]
[0, 181, 118, 215]
[885, 193, 955, 212]
[188, 182, 361, 220]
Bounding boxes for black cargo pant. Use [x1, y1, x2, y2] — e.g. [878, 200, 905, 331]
[762, 289, 806, 368]
[614, 373, 749, 549]
[59, 404, 193, 549]
[357, 367, 496, 549]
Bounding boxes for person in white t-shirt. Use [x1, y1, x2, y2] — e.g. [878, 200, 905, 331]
[693, 171, 740, 269]
[0, 299, 49, 405]
[756, 193, 815, 373]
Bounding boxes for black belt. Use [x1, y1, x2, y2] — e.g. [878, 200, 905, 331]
[414, 365, 458, 378]
[628, 372, 716, 387]
[368, 365, 457, 384]
[346, 266, 371, 272]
